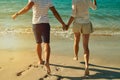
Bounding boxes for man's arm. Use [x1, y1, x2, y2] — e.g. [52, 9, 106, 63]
[50, 6, 66, 30]
[12, 2, 34, 19]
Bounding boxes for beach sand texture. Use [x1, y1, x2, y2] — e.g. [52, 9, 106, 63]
[0, 32, 120, 80]
[0, 0, 120, 80]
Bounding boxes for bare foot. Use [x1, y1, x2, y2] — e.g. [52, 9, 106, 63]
[44, 63, 51, 74]
[73, 57, 78, 61]
[38, 61, 45, 65]
[84, 68, 89, 76]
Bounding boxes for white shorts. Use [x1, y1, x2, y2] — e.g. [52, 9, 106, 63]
[72, 22, 94, 34]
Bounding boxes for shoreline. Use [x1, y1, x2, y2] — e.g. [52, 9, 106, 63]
[0, 26, 120, 33]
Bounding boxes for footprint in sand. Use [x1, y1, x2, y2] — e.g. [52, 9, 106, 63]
[33, 64, 39, 68]
[16, 63, 43, 76]
[16, 64, 34, 76]
[38, 74, 48, 80]
[55, 67, 60, 71]
[38, 73, 64, 80]
[9, 57, 14, 61]
[55, 67, 63, 72]
[0, 67, 2, 70]
[0, 67, 4, 71]
[39, 74, 50, 80]
[39, 78, 44, 80]
[16, 70, 25, 76]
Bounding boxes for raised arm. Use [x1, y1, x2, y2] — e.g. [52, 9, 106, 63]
[89, 0, 97, 10]
[50, 6, 66, 30]
[12, 2, 34, 19]
[93, 0, 97, 6]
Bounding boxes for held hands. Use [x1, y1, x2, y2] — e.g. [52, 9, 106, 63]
[62, 16, 73, 31]
[62, 23, 69, 31]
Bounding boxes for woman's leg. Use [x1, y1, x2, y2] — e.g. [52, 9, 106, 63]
[73, 32, 81, 60]
[82, 34, 90, 75]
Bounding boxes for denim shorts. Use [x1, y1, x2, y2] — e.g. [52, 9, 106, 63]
[32, 23, 50, 43]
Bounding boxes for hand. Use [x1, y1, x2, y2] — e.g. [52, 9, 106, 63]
[11, 13, 18, 20]
[62, 23, 68, 31]
[66, 24, 70, 30]
[93, 0, 97, 6]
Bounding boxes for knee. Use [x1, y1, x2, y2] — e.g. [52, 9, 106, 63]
[37, 43, 41, 47]
[44, 43, 50, 49]
[44, 43, 50, 46]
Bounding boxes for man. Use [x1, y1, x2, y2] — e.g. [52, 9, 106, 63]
[12, 0, 66, 74]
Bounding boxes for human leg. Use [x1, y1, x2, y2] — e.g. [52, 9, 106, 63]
[44, 43, 51, 74]
[36, 43, 44, 64]
[33, 23, 51, 74]
[32, 24, 44, 64]
[41, 23, 51, 74]
[73, 32, 81, 60]
[82, 34, 90, 75]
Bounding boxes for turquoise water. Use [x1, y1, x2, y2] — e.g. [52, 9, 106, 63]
[0, 0, 120, 32]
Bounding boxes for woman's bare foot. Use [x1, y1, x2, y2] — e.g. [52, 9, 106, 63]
[73, 57, 78, 61]
[84, 68, 89, 76]
[44, 63, 51, 74]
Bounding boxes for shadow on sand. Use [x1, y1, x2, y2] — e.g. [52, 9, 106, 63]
[50, 62, 120, 80]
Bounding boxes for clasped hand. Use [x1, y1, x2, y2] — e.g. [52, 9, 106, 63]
[62, 23, 69, 31]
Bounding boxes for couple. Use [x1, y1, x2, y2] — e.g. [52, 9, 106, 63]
[12, 0, 97, 76]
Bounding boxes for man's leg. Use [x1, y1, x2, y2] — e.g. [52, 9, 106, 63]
[36, 43, 44, 64]
[73, 32, 80, 60]
[44, 43, 51, 74]
[82, 34, 90, 75]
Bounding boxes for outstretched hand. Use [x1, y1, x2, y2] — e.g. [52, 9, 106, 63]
[11, 13, 18, 20]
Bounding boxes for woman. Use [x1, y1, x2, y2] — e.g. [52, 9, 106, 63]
[12, 0, 66, 74]
[67, 0, 97, 76]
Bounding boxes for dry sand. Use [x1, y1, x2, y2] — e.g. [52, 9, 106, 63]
[0, 32, 120, 80]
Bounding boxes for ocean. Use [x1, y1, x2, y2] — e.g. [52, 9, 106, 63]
[0, 0, 120, 36]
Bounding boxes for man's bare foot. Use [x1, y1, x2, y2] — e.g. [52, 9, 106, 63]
[73, 57, 78, 61]
[44, 63, 51, 74]
[38, 60, 45, 65]
[84, 68, 89, 76]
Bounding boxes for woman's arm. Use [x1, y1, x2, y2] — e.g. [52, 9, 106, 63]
[67, 16, 74, 30]
[12, 2, 34, 19]
[93, 0, 97, 6]
[89, 0, 97, 10]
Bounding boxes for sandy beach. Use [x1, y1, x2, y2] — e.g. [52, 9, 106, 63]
[0, 0, 120, 79]
[0, 31, 120, 80]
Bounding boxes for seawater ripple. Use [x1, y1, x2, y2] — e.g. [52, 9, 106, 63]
[0, 0, 120, 32]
